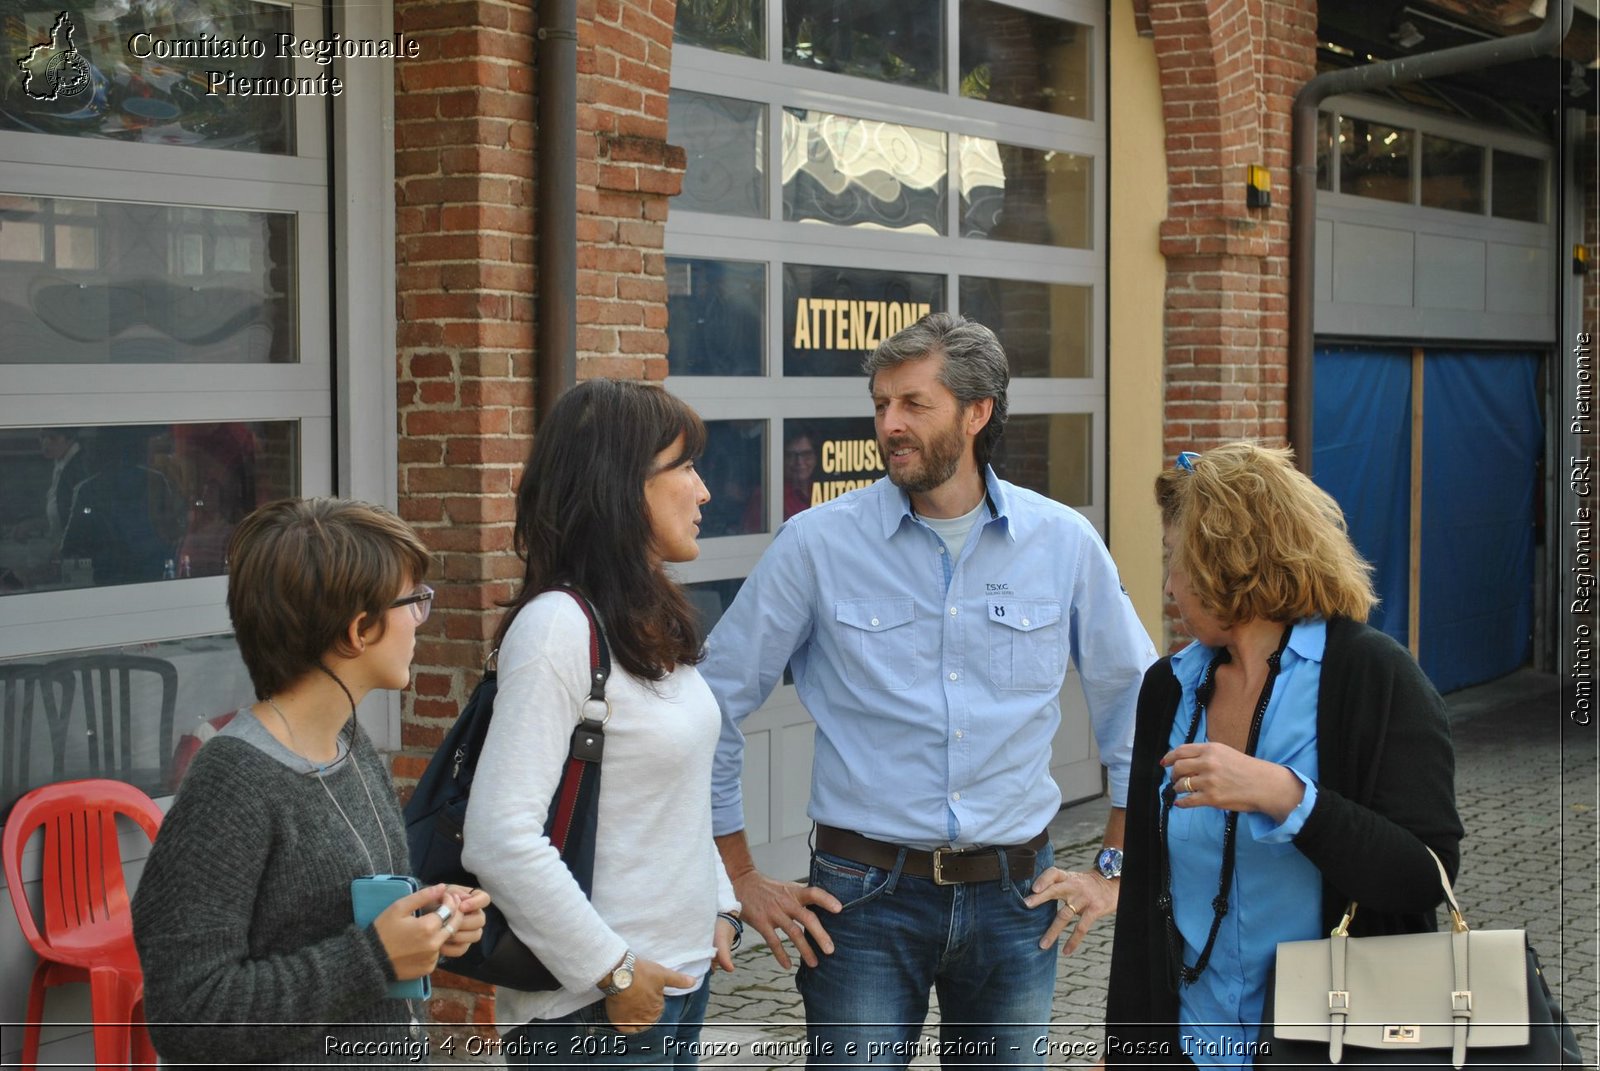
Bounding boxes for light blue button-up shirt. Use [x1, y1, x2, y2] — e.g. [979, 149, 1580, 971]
[1165, 618, 1326, 1065]
[702, 469, 1157, 848]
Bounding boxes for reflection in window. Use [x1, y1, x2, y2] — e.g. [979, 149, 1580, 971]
[960, 138, 1091, 248]
[684, 577, 746, 640]
[960, 278, 1090, 378]
[992, 412, 1091, 506]
[783, 110, 946, 235]
[0, 634, 255, 810]
[1338, 118, 1411, 203]
[959, 0, 1090, 119]
[0, 421, 298, 596]
[1316, 113, 1334, 191]
[699, 420, 768, 538]
[674, 0, 765, 57]
[1491, 151, 1543, 223]
[669, 90, 768, 218]
[804, 416, 882, 508]
[1420, 135, 1484, 214]
[667, 257, 765, 376]
[783, 263, 944, 376]
[0, 1, 294, 153]
[0, 196, 296, 364]
[783, 0, 943, 91]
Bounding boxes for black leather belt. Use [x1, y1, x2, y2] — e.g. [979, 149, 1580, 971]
[815, 825, 1047, 885]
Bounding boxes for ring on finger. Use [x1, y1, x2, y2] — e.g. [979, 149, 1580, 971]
[1182, 775, 1196, 794]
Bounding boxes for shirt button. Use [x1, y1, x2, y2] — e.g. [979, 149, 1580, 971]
[938, 545, 946, 554]
[948, 672, 958, 681]
[870, 617, 879, 626]
[955, 730, 964, 739]
[949, 607, 958, 616]
[951, 792, 961, 801]
[1022, 618, 1031, 627]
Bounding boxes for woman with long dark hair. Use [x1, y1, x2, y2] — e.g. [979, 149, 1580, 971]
[464, 380, 740, 1067]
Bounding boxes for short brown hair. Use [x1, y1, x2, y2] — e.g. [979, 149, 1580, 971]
[226, 498, 431, 699]
[1155, 442, 1376, 627]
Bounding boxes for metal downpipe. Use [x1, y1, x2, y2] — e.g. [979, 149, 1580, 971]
[535, 0, 578, 421]
[1287, 0, 1573, 472]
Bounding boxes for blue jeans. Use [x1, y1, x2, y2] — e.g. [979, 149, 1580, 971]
[796, 842, 1058, 1070]
[510, 976, 712, 1071]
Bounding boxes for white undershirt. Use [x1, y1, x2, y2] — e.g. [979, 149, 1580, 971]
[916, 497, 987, 556]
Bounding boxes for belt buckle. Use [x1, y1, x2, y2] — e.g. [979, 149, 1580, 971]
[931, 846, 963, 885]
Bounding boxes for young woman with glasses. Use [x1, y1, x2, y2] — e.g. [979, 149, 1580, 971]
[132, 497, 490, 1065]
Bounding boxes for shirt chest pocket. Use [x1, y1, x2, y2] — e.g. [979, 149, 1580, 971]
[987, 599, 1064, 691]
[833, 598, 919, 690]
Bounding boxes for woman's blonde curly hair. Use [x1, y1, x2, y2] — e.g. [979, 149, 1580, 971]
[1154, 442, 1376, 627]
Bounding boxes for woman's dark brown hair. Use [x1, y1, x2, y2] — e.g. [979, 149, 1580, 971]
[226, 497, 431, 699]
[495, 379, 707, 678]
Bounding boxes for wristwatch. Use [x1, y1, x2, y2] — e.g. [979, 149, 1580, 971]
[1095, 846, 1124, 880]
[600, 950, 636, 995]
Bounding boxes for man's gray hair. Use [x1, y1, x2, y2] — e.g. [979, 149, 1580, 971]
[863, 311, 1010, 467]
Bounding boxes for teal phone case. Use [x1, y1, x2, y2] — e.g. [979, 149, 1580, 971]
[351, 874, 432, 1000]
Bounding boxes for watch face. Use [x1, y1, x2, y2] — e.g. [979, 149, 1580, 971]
[614, 965, 634, 990]
[1096, 847, 1123, 878]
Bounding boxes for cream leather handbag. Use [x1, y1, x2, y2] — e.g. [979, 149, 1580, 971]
[1266, 849, 1577, 1068]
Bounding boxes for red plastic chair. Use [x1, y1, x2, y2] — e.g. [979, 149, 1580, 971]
[2, 779, 162, 1070]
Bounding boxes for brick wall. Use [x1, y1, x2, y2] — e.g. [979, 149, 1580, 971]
[391, 0, 682, 1039]
[1145, 0, 1315, 458]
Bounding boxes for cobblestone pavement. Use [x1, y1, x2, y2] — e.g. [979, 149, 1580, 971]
[446, 669, 1598, 1067]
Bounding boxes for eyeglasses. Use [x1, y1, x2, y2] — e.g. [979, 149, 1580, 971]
[1175, 451, 1201, 472]
[391, 585, 435, 623]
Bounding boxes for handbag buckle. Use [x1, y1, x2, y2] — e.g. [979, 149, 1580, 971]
[1328, 990, 1350, 1013]
[1383, 1025, 1421, 1044]
[1451, 990, 1473, 1015]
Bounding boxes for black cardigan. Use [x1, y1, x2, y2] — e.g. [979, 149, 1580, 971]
[1104, 616, 1464, 1065]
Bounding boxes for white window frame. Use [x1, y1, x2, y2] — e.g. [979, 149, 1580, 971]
[0, 0, 399, 744]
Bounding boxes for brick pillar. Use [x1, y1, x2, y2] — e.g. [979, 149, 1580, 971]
[1146, 0, 1315, 457]
[575, 0, 685, 382]
[392, 0, 538, 1038]
[389, 0, 685, 1040]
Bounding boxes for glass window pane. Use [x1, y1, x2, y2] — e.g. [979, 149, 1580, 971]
[668, 91, 768, 219]
[959, 277, 1090, 378]
[684, 577, 746, 639]
[807, 416, 883, 506]
[783, 0, 944, 91]
[959, 138, 1091, 248]
[1338, 118, 1412, 203]
[1316, 113, 1334, 192]
[783, 110, 947, 235]
[783, 263, 944, 377]
[1491, 151, 1543, 223]
[992, 412, 1091, 506]
[667, 257, 766, 376]
[674, 0, 765, 57]
[0, 196, 298, 365]
[1420, 135, 1484, 214]
[959, 0, 1090, 120]
[0, 421, 299, 595]
[699, 419, 768, 538]
[1, 2, 295, 153]
[0, 634, 255, 810]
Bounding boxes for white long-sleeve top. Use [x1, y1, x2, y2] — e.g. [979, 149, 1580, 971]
[463, 591, 738, 1027]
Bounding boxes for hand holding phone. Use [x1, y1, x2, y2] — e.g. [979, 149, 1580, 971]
[352, 876, 455, 998]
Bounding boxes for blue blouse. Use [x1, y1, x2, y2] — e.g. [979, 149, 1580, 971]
[1164, 618, 1327, 1065]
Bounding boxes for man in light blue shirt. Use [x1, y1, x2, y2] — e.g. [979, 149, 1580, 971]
[701, 313, 1157, 1067]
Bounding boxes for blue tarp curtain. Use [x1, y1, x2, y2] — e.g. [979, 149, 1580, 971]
[1313, 346, 1540, 694]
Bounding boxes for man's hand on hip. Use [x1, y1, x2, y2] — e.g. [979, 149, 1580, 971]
[731, 868, 841, 970]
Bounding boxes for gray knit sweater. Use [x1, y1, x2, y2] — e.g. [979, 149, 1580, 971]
[132, 715, 425, 1068]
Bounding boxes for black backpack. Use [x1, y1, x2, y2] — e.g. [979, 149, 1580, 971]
[403, 587, 610, 990]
